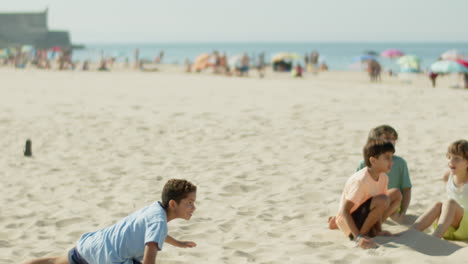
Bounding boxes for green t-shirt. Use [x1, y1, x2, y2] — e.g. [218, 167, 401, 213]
[356, 155, 412, 192]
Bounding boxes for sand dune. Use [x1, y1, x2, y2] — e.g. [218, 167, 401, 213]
[1, 68, 467, 263]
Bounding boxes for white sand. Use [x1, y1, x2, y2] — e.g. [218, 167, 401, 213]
[1, 67, 468, 263]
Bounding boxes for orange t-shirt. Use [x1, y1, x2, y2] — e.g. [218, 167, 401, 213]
[335, 167, 388, 236]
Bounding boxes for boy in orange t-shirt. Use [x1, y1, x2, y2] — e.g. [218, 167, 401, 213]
[329, 139, 402, 249]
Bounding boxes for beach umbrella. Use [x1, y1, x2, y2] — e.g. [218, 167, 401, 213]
[440, 49, 464, 60]
[192, 53, 211, 71]
[271, 52, 300, 63]
[397, 55, 420, 69]
[352, 54, 377, 63]
[454, 59, 468, 69]
[381, 49, 404, 58]
[430, 60, 468, 73]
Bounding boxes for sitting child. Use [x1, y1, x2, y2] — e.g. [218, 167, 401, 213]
[329, 139, 402, 249]
[356, 125, 412, 220]
[412, 140, 468, 240]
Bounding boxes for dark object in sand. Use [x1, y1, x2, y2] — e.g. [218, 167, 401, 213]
[24, 139, 32, 157]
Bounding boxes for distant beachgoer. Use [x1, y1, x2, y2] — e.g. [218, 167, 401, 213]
[310, 51, 319, 73]
[293, 64, 303, 78]
[23, 179, 197, 264]
[82, 60, 89, 71]
[134, 48, 140, 69]
[320, 62, 328, 71]
[412, 140, 468, 240]
[185, 59, 192, 73]
[240, 53, 250, 77]
[368, 60, 381, 82]
[464, 73, 468, 89]
[304, 53, 310, 71]
[257, 52, 266, 78]
[429, 71, 438, 88]
[98, 60, 109, 71]
[219, 53, 228, 74]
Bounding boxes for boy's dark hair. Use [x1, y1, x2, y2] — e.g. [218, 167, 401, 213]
[161, 179, 197, 209]
[368, 125, 398, 141]
[363, 139, 395, 167]
[447, 140, 468, 162]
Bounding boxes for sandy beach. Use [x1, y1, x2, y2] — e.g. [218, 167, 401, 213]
[1, 67, 468, 264]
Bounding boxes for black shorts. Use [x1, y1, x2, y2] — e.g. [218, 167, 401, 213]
[348, 198, 372, 240]
[68, 247, 88, 264]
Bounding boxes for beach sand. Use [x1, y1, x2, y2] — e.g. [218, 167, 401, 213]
[1, 67, 468, 263]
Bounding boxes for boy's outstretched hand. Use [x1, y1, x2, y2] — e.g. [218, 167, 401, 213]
[176, 241, 197, 248]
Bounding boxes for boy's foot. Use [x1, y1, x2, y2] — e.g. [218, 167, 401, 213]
[375, 230, 392, 236]
[328, 216, 338, 229]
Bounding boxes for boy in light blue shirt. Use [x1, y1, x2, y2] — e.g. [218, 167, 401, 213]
[24, 179, 197, 264]
[356, 125, 412, 219]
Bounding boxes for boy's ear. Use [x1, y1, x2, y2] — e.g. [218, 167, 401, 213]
[168, 199, 177, 209]
[369, 156, 376, 165]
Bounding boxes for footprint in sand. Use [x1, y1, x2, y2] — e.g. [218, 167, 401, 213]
[55, 217, 83, 228]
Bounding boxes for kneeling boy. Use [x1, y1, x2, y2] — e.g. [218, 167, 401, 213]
[332, 139, 402, 249]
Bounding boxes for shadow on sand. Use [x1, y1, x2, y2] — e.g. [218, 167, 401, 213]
[374, 228, 463, 256]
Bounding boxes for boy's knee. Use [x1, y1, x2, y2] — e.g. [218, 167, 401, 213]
[373, 194, 390, 209]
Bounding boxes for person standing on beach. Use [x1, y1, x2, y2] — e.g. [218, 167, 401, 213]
[464, 73, 468, 89]
[23, 179, 197, 264]
[310, 51, 319, 73]
[412, 140, 468, 240]
[257, 52, 266, 78]
[134, 48, 140, 69]
[329, 139, 402, 249]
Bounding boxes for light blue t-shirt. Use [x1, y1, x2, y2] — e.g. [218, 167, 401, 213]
[356, 155, 412, 192]
[77, 202, 168, 264]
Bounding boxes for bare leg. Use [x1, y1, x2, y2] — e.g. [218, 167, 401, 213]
[384, 188, 403, 220]
[23, 255, 68, 264]
[412, 202, 442, 231]
[328, 216, 338, 229]
[432, 199, 464, 238]
[360, 194, 389, 235]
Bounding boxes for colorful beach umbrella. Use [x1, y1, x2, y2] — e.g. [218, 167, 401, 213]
[192, 53, 211, 71]
[381, 49, 404, 58]
[454, 59, 468, 69]
[440, 49, 464, 60]
[397, 55, 420, 69]
[271, 52, 300, 63]
[430, 60, 468, 73]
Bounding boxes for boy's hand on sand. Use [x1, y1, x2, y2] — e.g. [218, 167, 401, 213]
[357, 237, 378, 249]
[376, 230, 392, 236]
[176, 241, 197, 248]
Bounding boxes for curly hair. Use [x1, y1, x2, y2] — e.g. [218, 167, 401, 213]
[161, 179, 197, 209]
[368, 124, 398, 141]
[363, 138, 395, 167]
[447, 140, 468, 161]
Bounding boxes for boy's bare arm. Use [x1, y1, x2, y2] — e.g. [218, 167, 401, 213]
[400, 188, 411, 215]
[142, 242, 158, 264]
[340, 200, 360, 238]
[165, 235, 197, 248]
